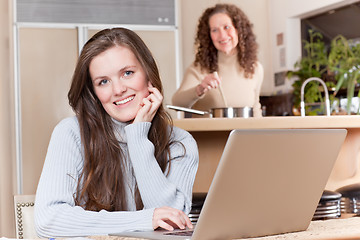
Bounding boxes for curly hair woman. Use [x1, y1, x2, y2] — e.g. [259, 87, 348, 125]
[34, 28, 198, 238]
[172, 3, 264, 117]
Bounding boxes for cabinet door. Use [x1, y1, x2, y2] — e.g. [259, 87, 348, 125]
[19, 28, 78, 194]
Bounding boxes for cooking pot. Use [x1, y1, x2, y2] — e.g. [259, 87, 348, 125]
[166, 105, 253, 118]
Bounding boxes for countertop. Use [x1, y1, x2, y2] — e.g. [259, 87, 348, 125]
[173, 115, 360, 131]
[88, 216, 360, 240]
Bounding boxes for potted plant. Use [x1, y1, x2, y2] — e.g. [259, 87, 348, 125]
[287, 30, 334, 115]
[328, 35, 360, 114]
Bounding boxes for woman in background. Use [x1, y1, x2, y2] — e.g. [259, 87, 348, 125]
[34, 28, 198, 238]
[172, 3, 264, 117]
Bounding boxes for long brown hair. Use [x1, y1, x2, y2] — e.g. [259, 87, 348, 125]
[68, 28, 173, 211]
[194, 3, 258, 78]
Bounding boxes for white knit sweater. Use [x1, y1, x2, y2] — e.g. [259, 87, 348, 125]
[34, 116, 199, 238]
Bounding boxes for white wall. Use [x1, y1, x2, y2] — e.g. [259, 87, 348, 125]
[0, 0, 16, 237]
[268, 0, 359, 95]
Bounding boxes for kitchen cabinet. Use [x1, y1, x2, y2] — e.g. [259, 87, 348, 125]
[260, 93, 294, 116]
[173, 116, 360, 192]
[18, 27, 78, 194]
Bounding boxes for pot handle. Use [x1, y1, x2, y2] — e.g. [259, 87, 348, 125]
[166, 105, 209, 115]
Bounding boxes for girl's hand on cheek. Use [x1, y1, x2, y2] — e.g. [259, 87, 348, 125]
[133, 83, 163, 123]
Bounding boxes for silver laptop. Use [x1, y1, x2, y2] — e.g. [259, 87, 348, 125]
[111, 129, 347, 239]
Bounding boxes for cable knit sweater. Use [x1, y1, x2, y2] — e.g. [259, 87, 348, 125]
[172, 51, 264, 117]
[34, 116, 199, 238]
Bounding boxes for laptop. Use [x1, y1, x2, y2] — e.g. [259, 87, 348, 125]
[111, 129, 347, 239]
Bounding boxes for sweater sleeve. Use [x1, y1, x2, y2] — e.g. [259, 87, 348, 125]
[172, 63, 206, 108]
[34, 118, 154, 238]
[252, 62, 264, 117]
[124, 122, 199, 215]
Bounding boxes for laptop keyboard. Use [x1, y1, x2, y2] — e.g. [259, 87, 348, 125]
[164, 230, 194, 236]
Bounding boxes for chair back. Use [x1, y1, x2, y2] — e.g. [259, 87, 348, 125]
[14, 194, 38, 239]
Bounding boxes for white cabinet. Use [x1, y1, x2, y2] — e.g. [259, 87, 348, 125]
[18, 27, 78, 193]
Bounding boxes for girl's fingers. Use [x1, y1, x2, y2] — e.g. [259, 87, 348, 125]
[153, 207, 192, 230]
[158, 221, 174, 231]
[175, 210, 192, 229]
[163, 215, 185, 230]
[134, 84, 163, 123]
[140, 98, 152, 114]
[183, 214, 193, 229]
[133, 98, 151, 123]
[143, 95, 160, 120]
[147, 93, 161, 109]
[148, 86, 163, 101]
[147, 86, 163, 110]
[146, 87, 163, 114]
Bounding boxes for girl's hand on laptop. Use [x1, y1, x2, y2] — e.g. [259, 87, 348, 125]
[153, 206, 193, 231]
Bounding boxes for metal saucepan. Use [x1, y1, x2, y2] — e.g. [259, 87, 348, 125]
[166, 105, 253, 118]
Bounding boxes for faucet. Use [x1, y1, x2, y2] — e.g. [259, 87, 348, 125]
[300, 77, 331, 117]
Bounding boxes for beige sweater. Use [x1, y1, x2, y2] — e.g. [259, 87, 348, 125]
[172, 51, 264, 117]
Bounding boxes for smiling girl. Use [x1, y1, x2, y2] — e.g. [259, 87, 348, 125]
[34, 28, 199, 238]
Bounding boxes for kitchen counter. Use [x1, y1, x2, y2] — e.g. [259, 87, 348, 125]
[173, 116, 360, 192]
[88, 216, 360, 240]
[173, 115, 360, 131]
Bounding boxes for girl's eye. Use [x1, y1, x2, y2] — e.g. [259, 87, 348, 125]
[124, 71, 134, 77]
[211, 29, 217, 33]
[99, 79, 109, 85]
[224, 25, 230, 30]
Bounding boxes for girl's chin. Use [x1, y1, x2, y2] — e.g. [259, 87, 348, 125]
[115, 117, 135, 123]
[113, 112, 137, 123]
